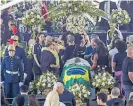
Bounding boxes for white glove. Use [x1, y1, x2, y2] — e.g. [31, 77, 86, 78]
[24, 73, 27, 80]
[19, 82, 23, 87]
[0, 81, 4, 85]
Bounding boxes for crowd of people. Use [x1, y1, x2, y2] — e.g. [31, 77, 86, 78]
[1, 25, 133, 106]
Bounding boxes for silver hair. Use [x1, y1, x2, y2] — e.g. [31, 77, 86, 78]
[111, 87, 120, 96]
[53, 82, 64, 90]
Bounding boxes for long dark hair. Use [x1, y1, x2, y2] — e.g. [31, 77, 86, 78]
[115, 40, 127, 53]
[35, 32, 45, 43]
[94, 38, 108, 56]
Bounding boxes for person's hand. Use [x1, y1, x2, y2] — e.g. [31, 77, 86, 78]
[19, 82, 23, 87]
[38, 64, 41, 68]
[24, 73, 27, 80]
[50, 64, 55, 68]
[84, 55, 89, 59]
[129, 92, 133, 99]
[0, 81, 4, 85]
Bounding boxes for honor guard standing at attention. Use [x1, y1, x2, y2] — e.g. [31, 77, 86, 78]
[4, 35, 27, 82]
[1, 45, 24, 98]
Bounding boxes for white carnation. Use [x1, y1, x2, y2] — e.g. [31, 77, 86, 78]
[84, 94, 88, 98]
[102, 83, 105, 86]
[31, 19, 34, 22]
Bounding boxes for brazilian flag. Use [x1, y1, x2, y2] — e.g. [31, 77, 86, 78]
[61, 58, 91, 90]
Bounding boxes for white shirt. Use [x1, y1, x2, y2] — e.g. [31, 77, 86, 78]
[59, 102, 66, 106]
[109, 47, 118, 72]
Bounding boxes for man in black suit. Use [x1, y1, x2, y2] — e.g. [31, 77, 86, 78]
[98, 1, 117, 30]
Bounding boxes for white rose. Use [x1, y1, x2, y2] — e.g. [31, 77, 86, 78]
[102, 77, 106, 80]
[74, 7, 78, 11]
[68, 3, 72, 7]
[48, 84, 51, 88]
[47, 77, 51, 81]
[125, 15, 129, 18]
[76, 87, 80, 91]
[79, 93, 82, 98]
[88, 91, 90, 95]
[102, 83, 105, 86]
[103, 73, 106, 76]
[118, 20, 121, 23]
[97, 79, 101, 83]
[43, 79, 47, 82]
[92, 82, 95, 86]
[37, 15, 40, 19]
[108, 81, 111, 85]
[96, 84, 99, 87]
[31, 19, 34, 22]
[113, 14, 116, 18]
[98, 73, 102, 76]
[42, 83, 46, 87]
[26, 15, 29, 18]
[119, 12, 122, 15]
[84, 94, 88, 98]
[82, 89, 86, 93]
[95, 76, 98, 79]
[31, 12, 34, 15]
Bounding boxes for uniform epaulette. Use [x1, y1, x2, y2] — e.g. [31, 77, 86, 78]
[4, 56, 9, 58]
[15, 56, 19, 59]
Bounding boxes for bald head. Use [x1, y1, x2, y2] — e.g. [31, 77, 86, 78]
[127, 46, 133, 58]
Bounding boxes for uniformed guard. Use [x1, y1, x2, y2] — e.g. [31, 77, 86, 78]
[4, 35, 27, 82]
[1, 45, 24, 98]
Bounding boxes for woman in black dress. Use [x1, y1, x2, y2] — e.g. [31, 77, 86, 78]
[90, 38, 111, 73]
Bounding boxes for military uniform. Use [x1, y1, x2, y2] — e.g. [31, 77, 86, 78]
[1, 45, 24, 98]
[4, 36, 27, 80]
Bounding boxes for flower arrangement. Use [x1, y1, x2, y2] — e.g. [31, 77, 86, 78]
[35, 72, 59, 94]
[0, 45, 7, 58]
[109, 9, 131, 37]
[22, 10, 45, 38]
[22, 10, 44, 27]
[92, 72, 115, 89]
[66, 14, 85, 33]
[69, 83, 90, 101]
[48, 1, 106, 33]
[110, 9, 131, 25]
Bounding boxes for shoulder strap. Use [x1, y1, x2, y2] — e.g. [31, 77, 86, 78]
[72, 45, 77, 57]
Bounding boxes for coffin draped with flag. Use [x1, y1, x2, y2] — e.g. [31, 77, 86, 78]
[62, 57, 91, 90]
